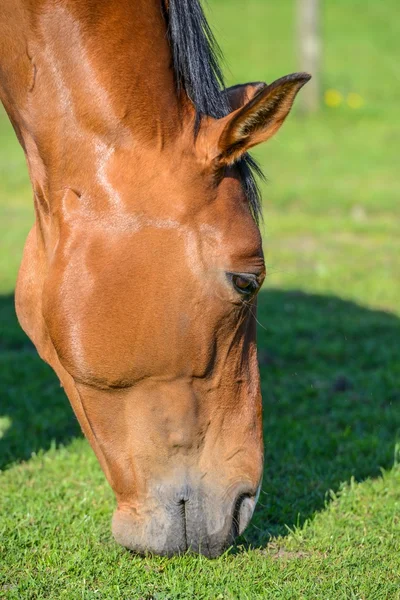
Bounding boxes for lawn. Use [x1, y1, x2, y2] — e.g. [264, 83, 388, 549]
[1, 0, 400, 598]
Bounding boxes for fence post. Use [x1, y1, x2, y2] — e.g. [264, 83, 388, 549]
[297, 0, 321, 112]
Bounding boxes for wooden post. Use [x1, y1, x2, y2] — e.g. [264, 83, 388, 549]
[297, 0, 321, 112]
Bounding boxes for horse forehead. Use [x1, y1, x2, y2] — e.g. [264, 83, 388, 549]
[104, 144, 246, 212]
[59, 144, 261, 257]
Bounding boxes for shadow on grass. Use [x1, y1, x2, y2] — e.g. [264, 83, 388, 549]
[248, 288, 400, 546]
[0, 294, 81, 470]
[1, 289, 399, 545]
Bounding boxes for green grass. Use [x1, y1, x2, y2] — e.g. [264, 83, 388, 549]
[1, 0, 400, 597]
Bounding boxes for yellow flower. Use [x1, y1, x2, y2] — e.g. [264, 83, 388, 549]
[324, 89, 343, 107]
[347, 92, 364, 109]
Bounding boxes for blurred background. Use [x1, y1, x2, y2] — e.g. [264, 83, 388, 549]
[209, 0, 399, 306]
[0, 0, 399, 545]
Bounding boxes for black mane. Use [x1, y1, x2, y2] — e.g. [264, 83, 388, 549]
[166, 0, 264, 223]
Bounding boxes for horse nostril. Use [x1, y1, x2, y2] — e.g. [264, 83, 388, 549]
[232, 493, 257, 538]
[178, 498, 188, 549]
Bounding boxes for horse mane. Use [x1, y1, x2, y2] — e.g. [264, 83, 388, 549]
[165, 0, 264, 223]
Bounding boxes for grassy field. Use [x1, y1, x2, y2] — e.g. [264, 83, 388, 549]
[1, 0, 400, 597]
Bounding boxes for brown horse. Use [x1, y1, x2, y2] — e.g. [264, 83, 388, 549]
[0, 0, 309, 557]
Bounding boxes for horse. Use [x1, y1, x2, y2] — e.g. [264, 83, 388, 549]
[0, 0, 309, 557]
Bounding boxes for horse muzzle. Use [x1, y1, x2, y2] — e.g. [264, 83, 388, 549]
[111, 481, 259, 558]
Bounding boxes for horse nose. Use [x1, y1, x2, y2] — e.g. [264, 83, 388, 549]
[111, 483, 258, 558]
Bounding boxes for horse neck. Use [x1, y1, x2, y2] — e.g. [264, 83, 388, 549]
[0, 0, 184, 208]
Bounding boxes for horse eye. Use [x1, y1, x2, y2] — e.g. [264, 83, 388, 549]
[231, 274, 258, 296]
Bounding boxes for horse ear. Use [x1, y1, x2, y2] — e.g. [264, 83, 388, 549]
[212, 73, 311, 166]
[224, 82, 267, 111]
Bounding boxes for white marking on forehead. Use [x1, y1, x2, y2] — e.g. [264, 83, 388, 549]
[183, 223, 223, 278]
[199, 223, 222, 242]
[94, 141, 122, 208]
[77, 209, 180, 233]
[146, 217, 180, 230]
[183, 229, 204, 277]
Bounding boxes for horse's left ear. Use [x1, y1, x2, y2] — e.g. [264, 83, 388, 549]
[210, 73, 311, 166]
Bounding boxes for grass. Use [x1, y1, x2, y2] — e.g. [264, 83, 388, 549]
[1, 0, 400, 597]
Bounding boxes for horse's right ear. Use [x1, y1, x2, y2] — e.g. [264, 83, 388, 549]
[198, 73, 311, 167]
[224, 82, 268, 111]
